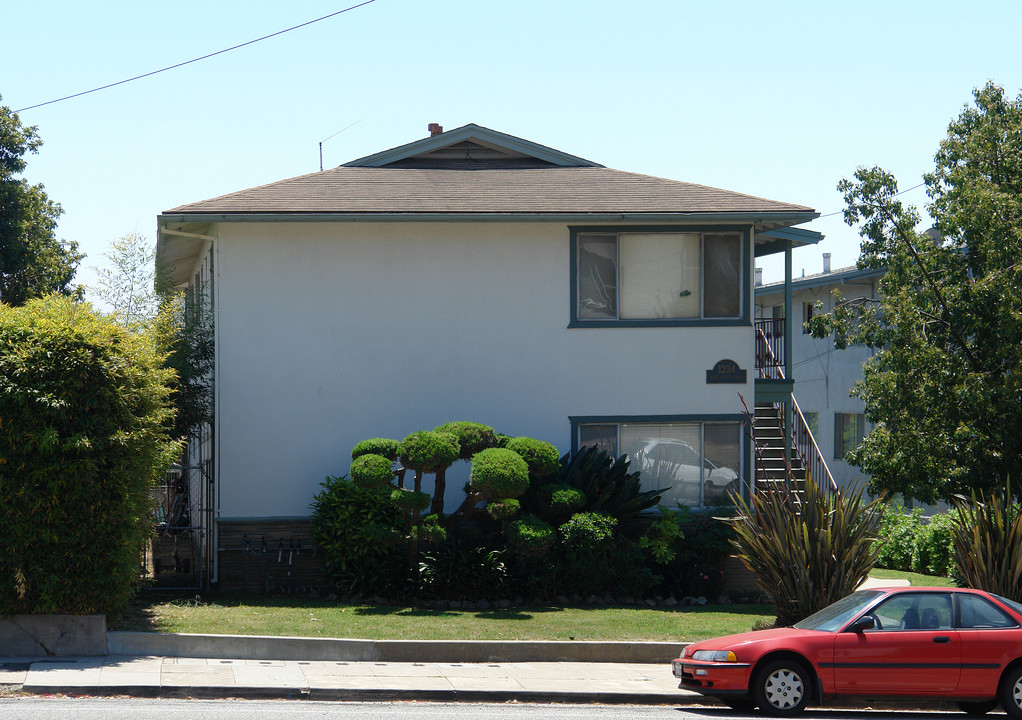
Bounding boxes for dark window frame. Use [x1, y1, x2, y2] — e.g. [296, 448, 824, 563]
[569, 413, 751, 508]
[568, 225, 752, 328]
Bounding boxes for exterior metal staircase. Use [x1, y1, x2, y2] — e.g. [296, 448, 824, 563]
[753, 319, 837, 495]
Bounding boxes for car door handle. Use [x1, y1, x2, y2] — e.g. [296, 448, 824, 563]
[933, 636, 951, 644]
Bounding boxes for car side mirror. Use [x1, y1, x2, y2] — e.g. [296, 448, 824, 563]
[847, 615, 875, 633]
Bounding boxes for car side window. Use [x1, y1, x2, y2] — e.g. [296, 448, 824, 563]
[869, 593, 953, 631]
[958, 593, 1019, 629]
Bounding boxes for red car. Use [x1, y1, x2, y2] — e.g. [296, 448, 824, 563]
[673, 587, 1022, 716]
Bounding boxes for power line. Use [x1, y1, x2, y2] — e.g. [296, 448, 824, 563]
[815, 181, 926, 219]
[15, 1, 376, 113]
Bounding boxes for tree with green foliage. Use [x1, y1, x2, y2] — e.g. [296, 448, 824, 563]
[810, 82, 1022, 504]
[0, 296, 179, 615]
[0, 97, 82, 305]
[90, 231, 214, 440]
[92, 231, 161, 329]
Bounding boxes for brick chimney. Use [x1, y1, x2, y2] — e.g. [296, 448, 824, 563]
[428, 123, 443, 137]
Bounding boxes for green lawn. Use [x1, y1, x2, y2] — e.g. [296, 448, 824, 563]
[114, 595, 775, 642]
[868, 567, 957, 588]
[113, 569, 951, 641]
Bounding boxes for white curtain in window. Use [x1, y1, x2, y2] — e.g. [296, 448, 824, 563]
[619, 233, 700, 319]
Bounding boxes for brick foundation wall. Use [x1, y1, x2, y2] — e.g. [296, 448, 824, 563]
[216, 518, 326, 593]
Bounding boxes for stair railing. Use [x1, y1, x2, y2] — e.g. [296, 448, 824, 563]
[754, 321, 838, 493]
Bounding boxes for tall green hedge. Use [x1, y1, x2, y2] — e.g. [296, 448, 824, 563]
[0, 296, 179, 615]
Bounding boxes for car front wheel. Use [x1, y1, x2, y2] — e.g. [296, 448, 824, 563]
[752, 659, 811, 716]
[1000, 666, 1022, 719]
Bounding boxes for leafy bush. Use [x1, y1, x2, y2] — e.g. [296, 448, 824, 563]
[912, 511, 957, 577]
[558, 512, 617, 597]
[560, 512, 617, 550]
[469, 448, 530, 500]
[730, 477, 883, 626]
[419, 543, 508, 599]
[505, 515, 556, 557]
[0, 297, 179, 615]
[952, 491, 1022, 599]
[485, 499, 520, 521]
[872, 505, 923, 571]
[310, 475, 406, 595]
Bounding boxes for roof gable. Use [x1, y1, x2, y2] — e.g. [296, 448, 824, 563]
[343, 123, 603, 169]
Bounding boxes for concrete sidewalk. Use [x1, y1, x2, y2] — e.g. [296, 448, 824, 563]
[0, 655, 694, 705]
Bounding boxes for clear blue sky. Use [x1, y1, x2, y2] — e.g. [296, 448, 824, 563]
[5, 0, 1021, 295]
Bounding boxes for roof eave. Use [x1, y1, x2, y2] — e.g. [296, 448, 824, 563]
[158, 211, 819, 231]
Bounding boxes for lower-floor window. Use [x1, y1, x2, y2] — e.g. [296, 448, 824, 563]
[576, 420, 743, 509]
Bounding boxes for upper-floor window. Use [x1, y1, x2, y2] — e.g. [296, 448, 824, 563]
[803, 301, 814, 333]
[571, 228, 745, 326]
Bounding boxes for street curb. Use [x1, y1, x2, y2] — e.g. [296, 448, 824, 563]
[107, 632, 688, 664]
[18, 683, 691, 705]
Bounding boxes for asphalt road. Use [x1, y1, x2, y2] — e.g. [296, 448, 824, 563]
[0, 698, 974, 719]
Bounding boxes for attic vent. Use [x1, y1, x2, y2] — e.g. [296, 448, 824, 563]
[428, 123, 443, 137]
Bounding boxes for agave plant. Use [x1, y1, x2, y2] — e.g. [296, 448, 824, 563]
[540, 446, 665, 537]
[729, 475, 883, 627]
[951, 490, 1022, 599]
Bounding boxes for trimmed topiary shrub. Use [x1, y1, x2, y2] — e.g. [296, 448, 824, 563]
[399, 431, 460, 474]
[351, 438, 400, 460]
[469, 448, 530, 500]
[434, 421, 497, 459]
[0, 296, 179, 615]
[349, 453, 395, 488]
[390, 489, 432, 512]
[540, 483, 587, 521]
[505, 437, 560, 479]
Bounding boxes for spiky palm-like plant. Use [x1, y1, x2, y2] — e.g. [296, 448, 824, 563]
[952, 490, 1022, 600]
[729, 476, 883, 627]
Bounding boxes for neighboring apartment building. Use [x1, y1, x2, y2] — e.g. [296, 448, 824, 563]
[755, 255, 882, 495]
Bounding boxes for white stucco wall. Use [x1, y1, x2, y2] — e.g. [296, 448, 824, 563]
[211, 221, 756, 519]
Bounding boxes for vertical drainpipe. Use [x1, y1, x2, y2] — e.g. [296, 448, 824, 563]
[784, 239, 793, 481]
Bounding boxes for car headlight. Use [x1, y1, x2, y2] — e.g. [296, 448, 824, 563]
[691, 650, 738, 662]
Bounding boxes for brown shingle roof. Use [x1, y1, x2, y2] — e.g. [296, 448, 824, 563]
[164, 167, 814, 217]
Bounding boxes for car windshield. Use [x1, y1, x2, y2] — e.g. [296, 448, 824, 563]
[792, 590, 885, 632]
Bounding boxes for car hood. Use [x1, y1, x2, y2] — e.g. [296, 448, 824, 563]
[688, 627, 824, 652]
